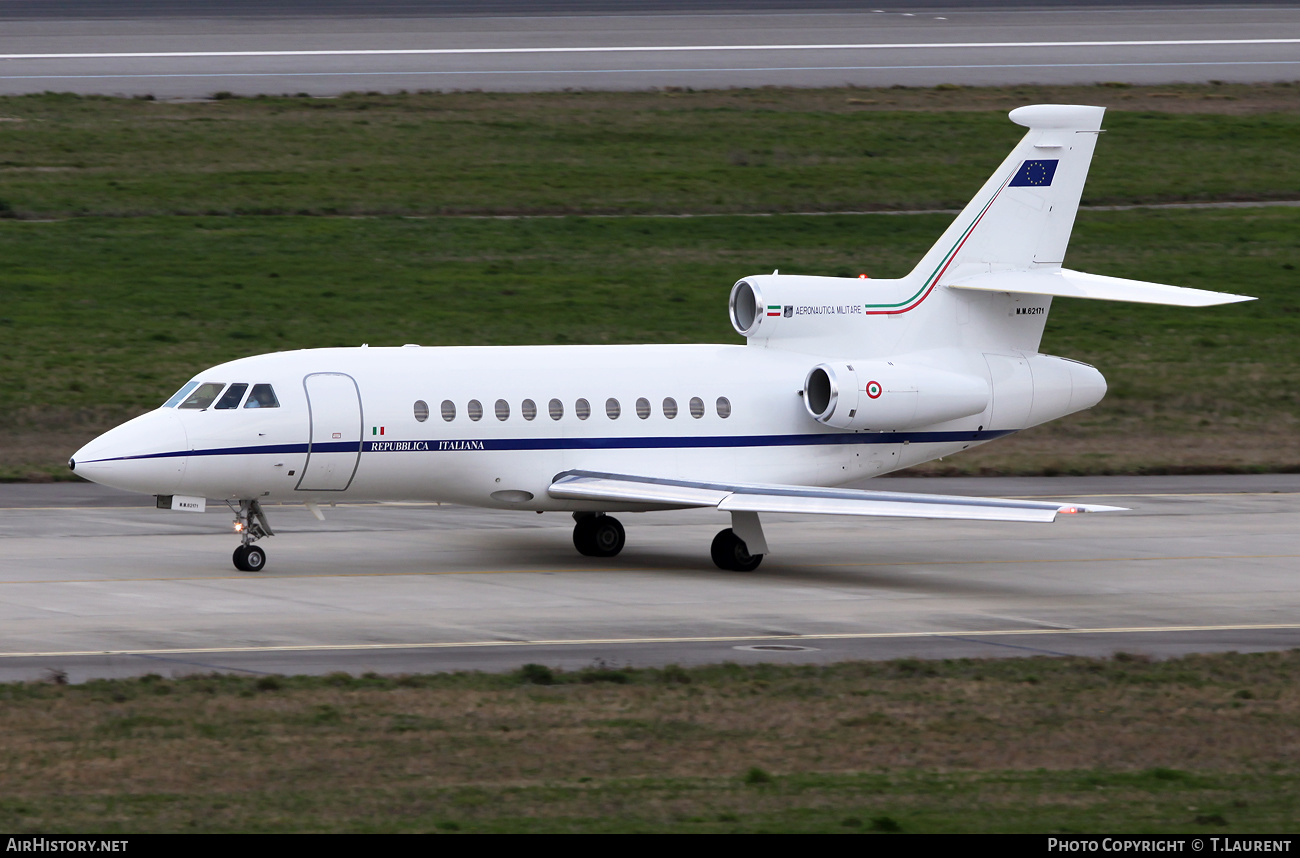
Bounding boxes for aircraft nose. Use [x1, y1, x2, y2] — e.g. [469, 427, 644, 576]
[72, 409, 190, 495]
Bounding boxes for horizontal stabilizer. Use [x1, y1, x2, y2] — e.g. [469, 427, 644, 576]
[549, 470, 1125, 523]
[947, 268, 1255, 307]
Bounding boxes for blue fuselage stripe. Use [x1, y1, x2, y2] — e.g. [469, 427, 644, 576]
[86, 429, 1015, 463]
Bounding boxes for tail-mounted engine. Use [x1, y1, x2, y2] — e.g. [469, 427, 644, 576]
[730, 274, 892, 340]
[803, 361, 989, 431]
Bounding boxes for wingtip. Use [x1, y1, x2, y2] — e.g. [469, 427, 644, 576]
[1059, 503, 1129, 514]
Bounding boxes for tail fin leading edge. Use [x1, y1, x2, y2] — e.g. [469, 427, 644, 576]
[909, 104, 1106, 285]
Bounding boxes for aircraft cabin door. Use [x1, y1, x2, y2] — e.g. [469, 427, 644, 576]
[295, 372, 363, 492]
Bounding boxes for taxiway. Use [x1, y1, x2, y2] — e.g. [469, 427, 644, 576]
[1, 475, 1297, 682]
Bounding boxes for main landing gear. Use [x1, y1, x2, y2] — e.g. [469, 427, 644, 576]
[711, 528, 763, 572]
[572, 513, 626, 557]
[229, 498, 274, 572]
[569, 511, 767, 571]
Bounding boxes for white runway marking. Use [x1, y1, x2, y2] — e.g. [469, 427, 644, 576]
[3, 61, 1299, 83]
[1, 38, 1297, 61]
[4, 623, 1298, 660]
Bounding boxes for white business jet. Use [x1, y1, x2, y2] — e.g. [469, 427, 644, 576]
[70, 104, 1253, 572]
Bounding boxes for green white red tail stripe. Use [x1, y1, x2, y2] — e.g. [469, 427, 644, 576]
[863, 174, 1012, 316]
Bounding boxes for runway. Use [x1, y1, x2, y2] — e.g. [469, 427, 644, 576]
[1, 475, 1297, 682]
[0, 2, 1297, 97]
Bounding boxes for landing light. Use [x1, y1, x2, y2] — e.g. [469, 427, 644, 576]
[1059, 506, 1081, 515]
[233, 520, 245, 533]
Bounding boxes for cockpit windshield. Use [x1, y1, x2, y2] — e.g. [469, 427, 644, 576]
[162, 381, 200, 408]
[164, 381, 278, 410]
[178, 382, 225, 410]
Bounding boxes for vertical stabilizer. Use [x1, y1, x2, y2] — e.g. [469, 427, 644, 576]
[909, 104, 1105, 284]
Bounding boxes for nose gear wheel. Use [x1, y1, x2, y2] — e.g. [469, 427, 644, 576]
[228, 499, 274, 571]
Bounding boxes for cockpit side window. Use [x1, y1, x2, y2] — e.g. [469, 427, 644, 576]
[178, 382, 225, 410]
[214, 383, 249, 410]
[162, 381, 200, 408]
[244, 384, 280, 409]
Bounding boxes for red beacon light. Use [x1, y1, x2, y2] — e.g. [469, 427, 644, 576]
[858, 273, 870, 279]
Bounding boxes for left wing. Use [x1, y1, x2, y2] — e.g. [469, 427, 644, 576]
[548, 470, 1125, 523]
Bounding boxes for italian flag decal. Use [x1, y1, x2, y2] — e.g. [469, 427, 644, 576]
[766, 305, 782, 317]
[372, 426, 385, 436]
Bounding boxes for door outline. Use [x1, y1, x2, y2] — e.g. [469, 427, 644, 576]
[295, 372, 363, 492]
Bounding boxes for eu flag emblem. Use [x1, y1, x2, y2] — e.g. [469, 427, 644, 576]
[1009, 159, 1059, 187]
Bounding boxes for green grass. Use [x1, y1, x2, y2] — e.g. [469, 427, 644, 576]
[2, 653, 1299, 832]
[2, 87, 1298, 478]
[2, 770, 1292, 833]
[2, 207, 1296, 478]
[0, 88, 1297, 218]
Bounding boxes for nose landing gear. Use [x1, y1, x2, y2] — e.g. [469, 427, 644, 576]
[229, 499, 274, 572]
[233, 542, 267, 573]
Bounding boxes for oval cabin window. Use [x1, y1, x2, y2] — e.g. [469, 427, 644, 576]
[414, 400, 429, 422]
[440, 400, 456, 422]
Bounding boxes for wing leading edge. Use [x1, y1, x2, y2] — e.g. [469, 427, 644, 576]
[548, 470, 1126, 523]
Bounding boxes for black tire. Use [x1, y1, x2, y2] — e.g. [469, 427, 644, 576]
[232, 545, 249, 572]
[243, 544, 267, 572]
[589, 516, 625, 557]
[573, 516, 625, 557]
[573, 517, 597, 555]
[711, 529, 763, 572]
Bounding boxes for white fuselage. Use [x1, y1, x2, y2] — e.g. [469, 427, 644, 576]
[71, 341, 1105, 511]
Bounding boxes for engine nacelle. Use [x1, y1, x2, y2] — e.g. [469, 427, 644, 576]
[730, 274, 881, 339]
[804, 361, 990, 430]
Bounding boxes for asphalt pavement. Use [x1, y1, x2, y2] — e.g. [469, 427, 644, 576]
[1, 2, 1297, 96]
[1, 475, 1297, 682]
